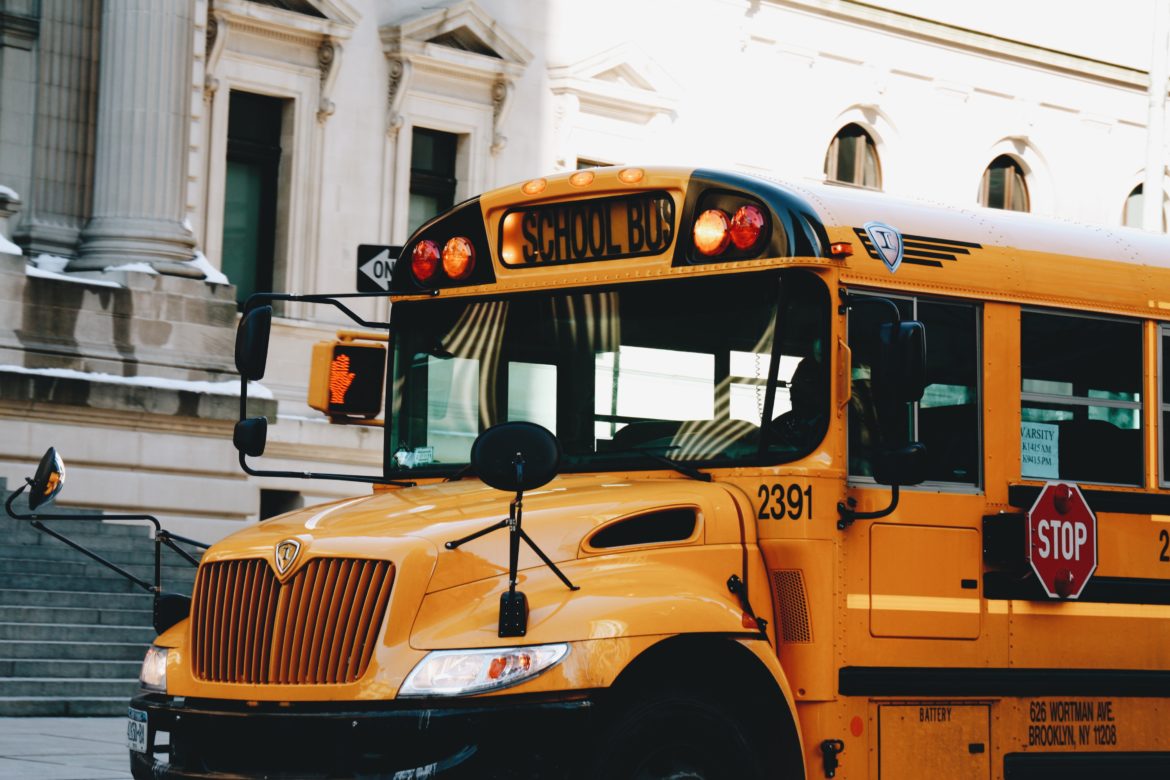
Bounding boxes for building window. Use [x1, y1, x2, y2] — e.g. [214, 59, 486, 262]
[260, 489, 303, 520]
[824, 124, 881, 189]
[979, 155, 1029, 212]
[849, 294, 981, 486]
[1122, 184, 1167, 230]
[222, 91, 285, 307]
[1021, 311, 1142, 486]
[576, 158, 613, 169]
[408, 128, 458, 235]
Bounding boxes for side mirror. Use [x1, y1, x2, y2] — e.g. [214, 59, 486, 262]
[471, 422, 561, 493]
[872, 443, 928, 486]
[233, 417, 268, 458]
[235, 305, 273, 381]
[28, 447, 66, 510]
[876, 321, 926, 403]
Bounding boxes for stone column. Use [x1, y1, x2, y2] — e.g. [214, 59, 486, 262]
[76, 0, 199, 276]
[13, 0, 101, 259]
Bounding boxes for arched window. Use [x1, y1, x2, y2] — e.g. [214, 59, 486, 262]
[1122, 184, 1167, 230]
[979, 155, 1029, 211]
[824, 124, 881, 189]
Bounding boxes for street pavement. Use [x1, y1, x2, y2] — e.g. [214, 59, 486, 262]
[0, 717, 131, 779]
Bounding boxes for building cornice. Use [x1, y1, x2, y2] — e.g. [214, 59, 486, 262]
[766, 0, 1146, 89]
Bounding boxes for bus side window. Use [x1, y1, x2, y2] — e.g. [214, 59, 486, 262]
[848, 294, 981, 485]
[1021, 311, 1142, 486]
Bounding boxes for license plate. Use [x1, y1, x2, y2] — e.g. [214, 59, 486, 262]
[127, 707, 147, 753]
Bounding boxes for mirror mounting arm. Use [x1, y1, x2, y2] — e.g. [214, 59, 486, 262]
[836, 485, 900, 530]
[238, 452, 416, 487]
[6, 480, 160, 593]
[838, 289, 901, 320]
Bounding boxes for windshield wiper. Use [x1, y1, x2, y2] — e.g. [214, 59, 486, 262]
[594, 446, 712, 482]
[444, 463, 474, 482]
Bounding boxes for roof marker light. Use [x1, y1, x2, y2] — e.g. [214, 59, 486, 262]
[522, 178, 547, 195]
[412, 240, 440, 284]
[569, 170, 594, 187]
[829, 242, 853, 258]
[442, 237, 475, 281]
[730, 205, 765, 250]
[618, 168, 644, 184]
[693, 209, 731, 256]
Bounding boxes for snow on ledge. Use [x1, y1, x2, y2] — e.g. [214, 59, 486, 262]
[26, 263, 122, 288]
[102, 262, 159, 275]
[189, 251, 229, 284]
[0, 364, 273, 399]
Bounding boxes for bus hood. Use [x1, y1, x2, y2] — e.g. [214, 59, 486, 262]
[207, 474, 748, 593]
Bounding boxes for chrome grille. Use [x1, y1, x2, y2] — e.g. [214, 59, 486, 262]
[191, 557, 394, 684]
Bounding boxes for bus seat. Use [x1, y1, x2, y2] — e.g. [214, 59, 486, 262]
[917, 404, 978, 484]
[609, 420, 684, 449]
[1056, 418, 1141, 485]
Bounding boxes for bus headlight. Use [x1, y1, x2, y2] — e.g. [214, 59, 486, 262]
[139, 646, 167, 692]
[399, 644, 569, 697]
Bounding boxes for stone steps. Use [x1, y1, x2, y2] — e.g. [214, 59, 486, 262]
[1, 676, 139, 698]
[0, 478, 205, 715]
[0, 639, 150, 661]
[0, 554, 199, 584]
[0, 539, 203, 564]
[0, 621, 158, 644]
[0, 588, 152, 608]
[0, 605, 153, 626]
[0, 658, 142, 678]
[0, 696, 136, 717]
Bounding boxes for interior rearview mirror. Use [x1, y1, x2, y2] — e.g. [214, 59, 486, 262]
[235, 305, 273, 381]
[872, 443, 928, 487]
[28, 447, 66, 510]
[233, 417, 268, 458]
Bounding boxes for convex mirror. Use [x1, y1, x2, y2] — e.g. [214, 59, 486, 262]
[471, 422, 561, 493]
[235, 305, 272, 381]
[28, 447, 66, 509]
[875, 320, 926, 404]
[233, 417, 268, 458]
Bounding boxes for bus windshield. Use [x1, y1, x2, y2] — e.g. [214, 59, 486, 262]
[388, 269, 829, 475]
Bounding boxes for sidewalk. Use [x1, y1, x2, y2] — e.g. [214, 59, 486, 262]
[0, 717, 131, 779]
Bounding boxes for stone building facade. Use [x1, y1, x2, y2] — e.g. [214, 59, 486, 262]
[0, 0, 1165, 541]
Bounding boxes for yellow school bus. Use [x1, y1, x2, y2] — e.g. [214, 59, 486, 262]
[126, 166, 1170, 778]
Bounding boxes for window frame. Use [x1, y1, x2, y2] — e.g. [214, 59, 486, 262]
[408, 127, 460, 234]
[825, 124, 882, 190]
[979, 155, 1030, 212]
[222, 90, 285, 308]
[386, 269, 832, 478]
[1020, 307, 1145, 487]
[846, 290, 984, 492]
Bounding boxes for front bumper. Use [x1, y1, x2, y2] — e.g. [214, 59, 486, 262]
[129, 690, 596, 779]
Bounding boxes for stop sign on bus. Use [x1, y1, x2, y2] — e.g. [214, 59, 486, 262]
[1027, 481, 1097, 599]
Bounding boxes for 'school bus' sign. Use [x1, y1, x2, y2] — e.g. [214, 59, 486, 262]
[499, 191, 676, 267]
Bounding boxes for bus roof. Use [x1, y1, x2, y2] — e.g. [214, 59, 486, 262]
[397, 166, 1170, 319]
[781, 175, 1170, 271]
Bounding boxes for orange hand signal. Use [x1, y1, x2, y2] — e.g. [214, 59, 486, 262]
[329, 354, 356, 404]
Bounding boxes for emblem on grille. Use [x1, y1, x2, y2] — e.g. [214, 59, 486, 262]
[862, 221, 904, 274]
[274, 538, 302, 576]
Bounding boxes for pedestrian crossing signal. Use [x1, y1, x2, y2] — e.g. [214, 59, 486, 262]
[308, 334, 387, 421]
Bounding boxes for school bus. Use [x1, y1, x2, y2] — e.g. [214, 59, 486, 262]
[121, 166, 1170, 778]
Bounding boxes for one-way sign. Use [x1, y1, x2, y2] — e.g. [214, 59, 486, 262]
[356, 244, 401, 292]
